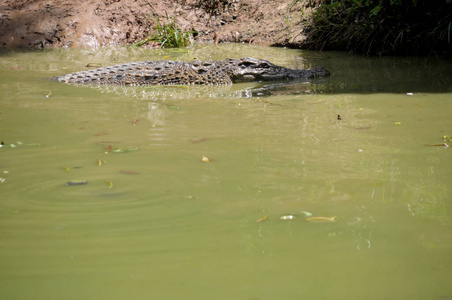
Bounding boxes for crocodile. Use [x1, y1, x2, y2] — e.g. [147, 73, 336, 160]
[54, 57, 329, 86]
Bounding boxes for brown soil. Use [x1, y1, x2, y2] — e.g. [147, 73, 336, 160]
[0, 0, 312, 49]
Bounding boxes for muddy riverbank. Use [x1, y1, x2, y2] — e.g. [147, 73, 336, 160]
[0, 0, 312, 49]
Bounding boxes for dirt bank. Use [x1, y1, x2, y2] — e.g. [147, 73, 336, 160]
[0, 0, 312, 49]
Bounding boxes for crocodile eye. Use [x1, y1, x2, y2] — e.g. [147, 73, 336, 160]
[238, 62, 257, 68]
[258, 63, 271, 68]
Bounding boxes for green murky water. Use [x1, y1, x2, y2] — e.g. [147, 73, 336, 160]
[0, 44, 451, 299]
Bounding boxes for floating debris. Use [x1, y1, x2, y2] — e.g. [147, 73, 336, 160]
[256, 215, 269, 223]
[111, 147, 138, 153]
[106, 180, 113, 189]
[280, 214, 296, 221]
[425, 135, 450, 148]
[97, 159, 107, 167]
[132, 119, 139, 126]
[299, 211, 313, 217]
[426, 143, 449, 147]
[201, 156, 211, 162]
[306, 216, 337, 223]
[104, 145, 112, 154]
[61, 167, 71, 173]
[1, 141, 41, 148]
[66, 180, 87, 186]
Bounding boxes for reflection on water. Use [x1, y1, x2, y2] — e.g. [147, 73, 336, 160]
[0, 44, 451, 299]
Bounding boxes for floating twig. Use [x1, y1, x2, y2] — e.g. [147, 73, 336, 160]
[306, 216, 337, 223]
[256, 215, 269, 223]
[426, 143, 449, 147]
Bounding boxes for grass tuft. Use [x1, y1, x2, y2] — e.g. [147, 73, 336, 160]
[133, 13, 194, 48]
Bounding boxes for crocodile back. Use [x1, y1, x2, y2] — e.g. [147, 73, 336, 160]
[54, 60, 234, 85]
[54, 58, 330, 86]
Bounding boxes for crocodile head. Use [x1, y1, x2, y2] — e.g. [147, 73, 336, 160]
[228, 57, 329, 82]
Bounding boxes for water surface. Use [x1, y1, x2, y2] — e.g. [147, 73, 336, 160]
[0, 44, 451, 299]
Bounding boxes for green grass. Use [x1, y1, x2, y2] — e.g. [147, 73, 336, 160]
[133, 14, 194, 48]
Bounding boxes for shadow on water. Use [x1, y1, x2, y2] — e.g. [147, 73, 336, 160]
[249, 52, 452, 97]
